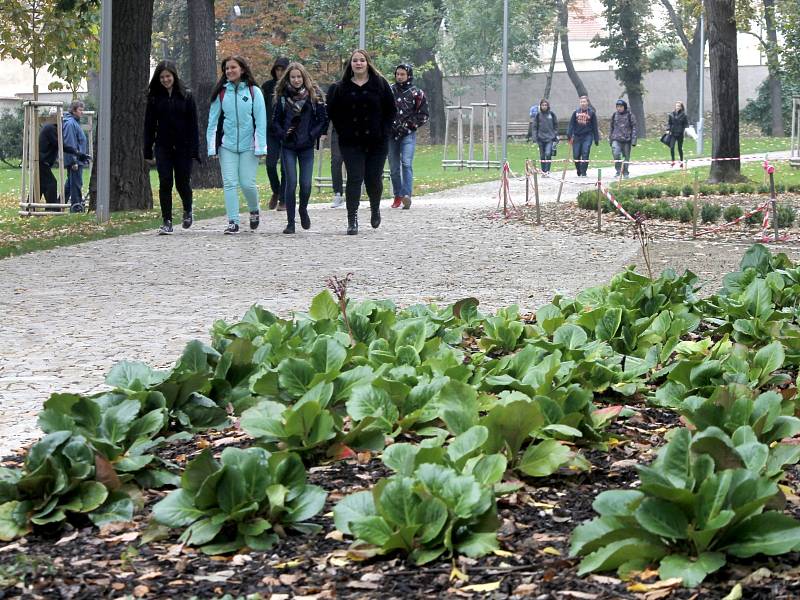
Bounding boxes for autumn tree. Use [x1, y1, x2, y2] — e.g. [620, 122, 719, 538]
[592, 0, 654, 137]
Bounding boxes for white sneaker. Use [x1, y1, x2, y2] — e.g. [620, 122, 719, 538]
[331, 193, 344, 208]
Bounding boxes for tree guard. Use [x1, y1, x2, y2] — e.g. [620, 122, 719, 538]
[19, 101, 65, 216]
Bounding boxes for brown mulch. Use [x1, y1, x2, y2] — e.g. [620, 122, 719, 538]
[2, 406, 800, 599]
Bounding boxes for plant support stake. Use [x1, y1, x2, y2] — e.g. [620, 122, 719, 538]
[533, 164, 541, 225]
[693, 171, 699, 238]
[596, 169, 602, 232]
[769, 170, 778, 241]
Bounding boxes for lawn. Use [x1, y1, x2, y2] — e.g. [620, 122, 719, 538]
[0, 138, 792, 259]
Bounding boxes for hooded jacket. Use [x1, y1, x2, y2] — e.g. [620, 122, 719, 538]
[609, 100, 638, 145]
[271, 86, 329, 151]
[62, 112, 88, 167]
[531, 101, 558, 144]
[567, 105, 599, 143]
[143, 88, 199, 160]
[207, 80, 267, 156]
[390, 64, 429, 140]
[261, 57, 290, 130]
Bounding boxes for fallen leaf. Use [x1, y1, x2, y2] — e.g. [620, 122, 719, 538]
[541, 546, 562, 556]
[461, 581, 501, 592]
[55, 531, 79, 546]
[137, 571, 163, 581]
[450, 564, 469, 582]
[346, 581, 380, 590]
[95, 454, 122, 490]
[325, 530, 345, 542]
[107, 531, 140, 544]
[741, 567, 772, 585]
[722, 584, 743, 600]
[513, 583, 538, 596]
[627, 578, 682, 593]
[133, 584, 149, 598]
[279, 573, 302, 586]
[492, 549, 513, 557]
[557, 591, 598, 599]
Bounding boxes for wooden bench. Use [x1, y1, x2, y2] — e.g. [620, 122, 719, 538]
[508, 120, 570, 140]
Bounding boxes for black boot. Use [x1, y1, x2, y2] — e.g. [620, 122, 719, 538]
[347, 212, 358, 235]
[299, 205, 311, 230]
[370, 201, 381, 229]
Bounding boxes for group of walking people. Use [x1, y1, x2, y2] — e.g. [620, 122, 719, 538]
[143, 49, 429, 236]
[529, 96, 691, 178]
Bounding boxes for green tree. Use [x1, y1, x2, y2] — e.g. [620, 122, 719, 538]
[0, 0, 59, 99]
[45, 3, 100, 98]
[152, 0, 190, 78]
[0, 108, 24, 168]
[592, 0, 654, 137]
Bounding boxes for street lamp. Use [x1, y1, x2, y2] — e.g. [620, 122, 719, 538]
[500, 0, 509, 165]
[359, 0, 366, 49]
[96, 0, 112, 223]
[696, 11, 705, 155]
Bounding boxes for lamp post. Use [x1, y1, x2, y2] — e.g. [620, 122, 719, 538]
[96, 0, 112, 223]
[359, 0, 366, 49]
[696, 11, 705, 155]
[500, 0, 509, 165]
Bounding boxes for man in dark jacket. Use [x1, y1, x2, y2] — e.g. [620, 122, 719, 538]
[388, 64, 428, 209]
[566, 96, 599, 177]
[608, 99, 638, 178]
[261, 56, 289, 210]
[38, 119, 88, 211]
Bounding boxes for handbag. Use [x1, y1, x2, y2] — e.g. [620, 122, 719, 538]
[660, 132, 673, 146]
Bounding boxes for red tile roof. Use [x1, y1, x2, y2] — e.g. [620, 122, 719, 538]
[569, 0, 604, 41]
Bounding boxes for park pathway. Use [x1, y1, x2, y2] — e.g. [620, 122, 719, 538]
[0, 152, 787, 455]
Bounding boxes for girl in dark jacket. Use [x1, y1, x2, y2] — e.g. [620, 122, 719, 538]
[271, 62, 329, 234]
[667, 101, 689, 167]
[327, 49, 396, 235]
[144, 60, 199, 235]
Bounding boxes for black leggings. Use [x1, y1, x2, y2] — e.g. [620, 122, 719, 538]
[340, 144, 387, 216]
[669, 134, 684, 162]
[155, 146, 193, 222]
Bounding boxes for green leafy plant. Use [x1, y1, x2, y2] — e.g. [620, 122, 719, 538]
[0, 432, 134, 540]
[153, 448, 326, 555]
[570, 428, 800, 587]
[701, 203, 722, 223]
[334, 460, 500, 564]
[723, 205, 744, 223]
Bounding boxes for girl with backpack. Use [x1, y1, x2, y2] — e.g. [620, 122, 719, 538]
[667, 101, 689, 167]
[271, 63, 328, 234]
[327, 49, 396, 235]
[207, 55, 267, 234]
[144, 61, 200, 234]
[530, 99, 558, 175]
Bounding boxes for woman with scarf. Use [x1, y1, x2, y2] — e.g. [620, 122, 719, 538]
[327, 49, 396, 235]
[271, 63, 328, 234]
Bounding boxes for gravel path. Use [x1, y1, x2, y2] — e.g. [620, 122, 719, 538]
[0, 152, 787, 455]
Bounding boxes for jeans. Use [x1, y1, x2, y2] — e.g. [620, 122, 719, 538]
[537, 140, 554, 173]
[281, 146, 314, 226]
[330, 131, 344, 195]
[669, 134, 684, 162]
[340, 144, 387, 217]
[266, 133, 285, 200]
[611, 140, 632, 176]
[219, 147, 260, 224]
[155, 146, 193, 222]
[64, 166, 84, 209]
[387, 131, 416, 197]
[572, 135, 593, 176]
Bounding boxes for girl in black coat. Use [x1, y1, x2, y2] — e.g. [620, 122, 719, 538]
[327, 49, 396, 235]
[667, 101, 689, 167]
[144, 61, 200, 234]
[271, 62, 329, 234]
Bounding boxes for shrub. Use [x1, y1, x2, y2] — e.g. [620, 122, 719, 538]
[682, 185, 694, 197]
[736, 183, 755, 194]
[787, 184, 800, 193]
[723, 205, 743, 223]
[664, 185, 682, 198]
[699, 185, 714, 197]
[645, 187, 662, 199]
[636, 186, 649, 200]
[775, 183, 787, 194]
[718, 183, 732, 195]
[153, 448, 327, 554]
[642, 202, 660, 218]
[655, 200, 677, 220]
[776, 205, 796, 228]
[577, 191, 595, 210]
[701, 203, 722, 223]
[678, 204, 693, 223]
[758, 184, 770, 194]
[745, 208, 764, 226]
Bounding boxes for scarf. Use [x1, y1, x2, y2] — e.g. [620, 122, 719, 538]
[285, 85, 308, 116]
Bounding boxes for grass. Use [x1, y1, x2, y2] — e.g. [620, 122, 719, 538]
[0, 137, 792, 260]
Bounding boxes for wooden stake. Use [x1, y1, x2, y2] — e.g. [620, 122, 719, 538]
[692, 171, 699, 238]
[556, 159, 568, 203]
[533, 164, 541, 225]
[596, 169, 602, 233]
[769, 171, 778, 241]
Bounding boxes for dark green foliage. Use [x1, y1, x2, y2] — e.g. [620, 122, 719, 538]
[701, 204, 722, 223]
[0, 108, 23, 168]
[742, 75, 800, 136]
[723, 205, 743, 223]
[746, 208, 765, 226]
[776, 205, 796, 228]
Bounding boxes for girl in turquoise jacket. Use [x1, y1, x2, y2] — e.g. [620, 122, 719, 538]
[207, 55, 268, 234]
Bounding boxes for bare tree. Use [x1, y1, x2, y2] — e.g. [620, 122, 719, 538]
[660, 0, 703, 124]
[556, 0, 588, 98]
[187, 0, 223, 187]
[543, 25, 559, 100]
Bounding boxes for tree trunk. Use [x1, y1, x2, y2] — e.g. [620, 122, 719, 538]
[763, 0, 784, 136]
[628, 90, 646, 139]
[413, 46, 445, 145]
[686, 21, 702, 125]
[89, 0, 155, 211]
[187, 0, 223, 187]
[705, 0, 743, 183]
[543, 27, 559, 100]
[557, 0, 588, 98]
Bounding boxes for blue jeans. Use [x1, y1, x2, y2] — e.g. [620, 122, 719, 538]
[64, 166, 83, 209]
[537, 141, 554, 172]
[388, 131, 416, 198]
[611, 140, 632, 176]
[281, 146, 314, 226]
[572, 135, 593, 176]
